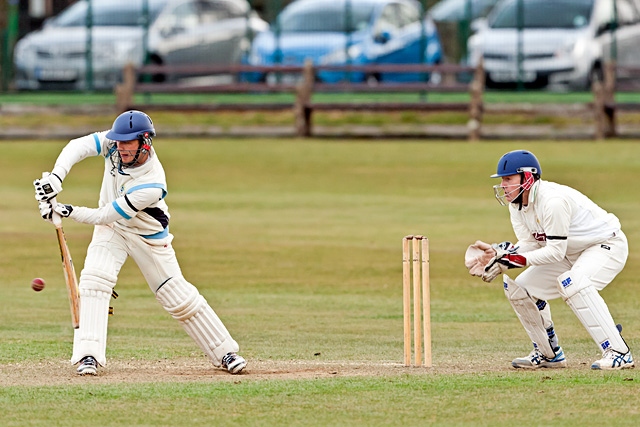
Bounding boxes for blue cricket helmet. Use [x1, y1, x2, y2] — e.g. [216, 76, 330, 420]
[106, 110, 155, 141]
[491, 150, 542, 178]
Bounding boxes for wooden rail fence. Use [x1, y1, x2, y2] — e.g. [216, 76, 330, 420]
[115, 61, 485, 140]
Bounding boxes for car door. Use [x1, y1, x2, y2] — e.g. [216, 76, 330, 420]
[370, 2, 425, 80]
[197, 0, 251, 65]
[370, 3, 406, 63]
[154, 0, 204, 65]
[610, 0, 640, 67]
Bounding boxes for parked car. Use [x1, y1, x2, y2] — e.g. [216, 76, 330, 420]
[13, 0, 268, 90]
[467, 0, 640, 90]
[427, 0, 500, 66]
[242, 0, 443, 84]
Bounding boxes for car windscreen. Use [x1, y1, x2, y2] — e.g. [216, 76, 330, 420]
[279, 1, 376, 32]
[489, 0, 594, 29]
[50, 0, 167, 27]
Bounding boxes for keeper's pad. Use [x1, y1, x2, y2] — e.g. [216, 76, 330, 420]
[557, 270, 628, 354]
[155, 277, 239, 366]
[503, 275, 556, 359]
[71, 268, 116, 365]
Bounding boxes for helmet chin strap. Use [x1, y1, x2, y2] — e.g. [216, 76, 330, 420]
[511, 172, 533, 210]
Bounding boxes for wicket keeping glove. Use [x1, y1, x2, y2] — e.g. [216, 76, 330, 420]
[482, 261, 506, 283]
[492, 241, 527, 269]
[34, 172, 63, 202]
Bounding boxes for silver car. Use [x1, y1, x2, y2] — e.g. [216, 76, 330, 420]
[13, 0, 268, 90]
[467, 0, 640, 90]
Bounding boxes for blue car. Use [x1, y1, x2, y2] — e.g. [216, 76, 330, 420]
[243, 0, 443, 84]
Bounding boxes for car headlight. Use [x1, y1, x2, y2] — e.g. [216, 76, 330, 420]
[320, 45, 363, 65]
[556, 38, 586, 60]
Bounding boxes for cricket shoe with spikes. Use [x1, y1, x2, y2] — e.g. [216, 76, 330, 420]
[591, 349, 634, 370]
[512, 346, 567, 369]
[77, 356, 98, 376]
[221, 352, 247, 374]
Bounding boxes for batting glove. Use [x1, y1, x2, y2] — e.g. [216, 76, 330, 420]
[54, 203, 74, 218]
[34, 172, 63, 202]
[38, 200, 54, 223]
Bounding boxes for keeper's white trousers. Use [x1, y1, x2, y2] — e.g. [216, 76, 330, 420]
[514, 231, 628, 301]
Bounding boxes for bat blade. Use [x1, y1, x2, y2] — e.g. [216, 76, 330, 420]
[55, 225, 80, 329]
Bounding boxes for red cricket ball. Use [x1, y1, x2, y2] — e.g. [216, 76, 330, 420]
[31, 277, 46, 292]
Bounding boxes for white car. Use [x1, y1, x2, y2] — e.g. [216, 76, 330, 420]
[467, 0, 640, 90]
[13, 0, 267, 91]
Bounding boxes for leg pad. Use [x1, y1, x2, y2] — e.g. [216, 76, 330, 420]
[156, 277, 239, 366]
[503, 275, 555, 358]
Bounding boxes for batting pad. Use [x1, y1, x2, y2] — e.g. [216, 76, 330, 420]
[71, 268, 115, 366]
[558, 271, 628, 354]
[503, 275, 556, 358]
[155, 277, 239, 366]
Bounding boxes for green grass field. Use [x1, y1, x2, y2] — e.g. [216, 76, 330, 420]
[1, 138, 639, 426]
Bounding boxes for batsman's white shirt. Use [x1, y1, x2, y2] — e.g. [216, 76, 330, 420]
[51, 131, 182, 291]
[51, 131, 169, 240]
[508, 180, 628, 300]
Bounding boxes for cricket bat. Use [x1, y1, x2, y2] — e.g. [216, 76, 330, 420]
[51, 197, 80, 329]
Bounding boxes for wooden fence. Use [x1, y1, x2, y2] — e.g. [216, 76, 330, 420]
[116, 60, 640, 140]
[115, 61, 485, 140]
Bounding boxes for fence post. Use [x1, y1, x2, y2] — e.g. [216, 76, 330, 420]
[468, 59, 484, 141]
[592, 79, 605, 140]
[115, 63, 136, 113]
[603, 61, 616, 138]
[295, 60, 314, 137]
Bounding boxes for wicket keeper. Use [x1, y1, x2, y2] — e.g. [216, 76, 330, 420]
[466, 149, 633, 370]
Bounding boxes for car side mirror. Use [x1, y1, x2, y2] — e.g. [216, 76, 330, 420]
[596, 21, 617, 36]
[374, 30, 391, 44]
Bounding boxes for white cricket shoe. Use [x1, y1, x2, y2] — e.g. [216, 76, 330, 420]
[591, 349, 634, 370]
[221, 352, 247, 374]
[512, 347, 567, 369]
[77, 356, 98, 376]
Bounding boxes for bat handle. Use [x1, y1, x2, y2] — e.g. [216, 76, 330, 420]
[49, 196, 63, 227]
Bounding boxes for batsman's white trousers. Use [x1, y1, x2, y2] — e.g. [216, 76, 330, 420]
[72, 224, 239, 366]
[513, 231, 628, 301]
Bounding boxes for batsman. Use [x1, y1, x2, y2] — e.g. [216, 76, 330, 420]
[465, 150, 633, 371]
[34, 110, 246, 376]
